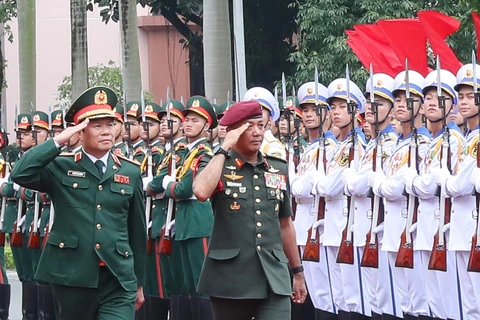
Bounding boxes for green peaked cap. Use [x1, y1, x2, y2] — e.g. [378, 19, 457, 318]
[184, 96, 218, 129]
[65, 86, 117, 124]
[33, 111, 49, 130]
[158, 99, 186, 121]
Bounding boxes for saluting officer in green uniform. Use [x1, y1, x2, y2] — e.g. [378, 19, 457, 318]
[161, 96, 216, 319]
[11, 86, 147, 320]
[193, 100, 307, 320]
[146, 100, 190, 320]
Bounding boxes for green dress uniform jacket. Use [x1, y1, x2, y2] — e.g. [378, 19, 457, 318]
[112, 141, 128, 157]
[10, 139, 147, 292]
[196, 150, 293, 299]
[164, 138, 213, 240]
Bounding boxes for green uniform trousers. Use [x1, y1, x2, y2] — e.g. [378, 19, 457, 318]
[179, 237, 209, 296]
[144, 248, 160, 297]
[53, 266, 136, 320]
[211, 290, 290, 320]
[159, 236, 184, 296]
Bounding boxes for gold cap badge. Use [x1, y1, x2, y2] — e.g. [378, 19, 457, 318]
[21, 116, 29, 124]
[33, 114, 40, 121]
[192, 99, 200, 107]
[307, 88, 313, 95]
[94, 90, 108, 105]
[130, 104, 139, 111]
[145, 105, 153, 113]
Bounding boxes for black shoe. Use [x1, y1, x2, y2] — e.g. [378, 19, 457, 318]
[0, 284, 10, 320]
[371, 312, 382, 320]
[350, 312, 371, 320]
[149, 297, 169, 320]
[196, 298, 212, 320]
[338, 310, 351, 320]
[315, 309, 338, 320]
[403, 313, 418, 320]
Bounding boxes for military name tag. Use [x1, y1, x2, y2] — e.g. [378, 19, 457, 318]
[226, 181, 242, 187]
[114, 174, 130, 184]
[67, 170, 86, 178]
[264, 172, 287, 190]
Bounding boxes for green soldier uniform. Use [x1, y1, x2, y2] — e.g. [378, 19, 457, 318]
[112, 104, 129, 157]
[211, 103, 228, 153]
[194, 100, 306, 320]
[11, 87, 147, 320]
[125, 101, 147, 164]
[162, 96, 217, 318]
[146, 100, 190, 320]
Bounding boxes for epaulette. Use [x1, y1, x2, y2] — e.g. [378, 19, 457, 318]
[117, 154, 141, 166]
[152, 146, 159, 153]
[265, 153, 287, 162]
[198, 144, 212, 152]
[417, 135, 429, 144]
[134, 147, 143, 154]
[176, 142, 186, 149]
[59, 152, 74, 157]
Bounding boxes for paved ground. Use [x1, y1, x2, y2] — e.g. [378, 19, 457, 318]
[6, 270, 21, 320]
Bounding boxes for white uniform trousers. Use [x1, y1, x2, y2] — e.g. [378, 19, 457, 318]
[419, 250, 461, 319]
[301, 245, 335, 312]
[359, 246, 401, 317]
[387, 251, 429, 316]
[325, 246, 364, 314]
[457, 251, 480, 319]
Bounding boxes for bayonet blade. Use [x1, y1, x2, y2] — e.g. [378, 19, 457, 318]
[14, 104, 18, 129]
[436, 55, 442, 97]
[61, 102, 66, 130]
[166, 87, 171, 120]
[141, 90, 146, 123]
[369, 63, 375, 106]
[274, 85, 278, 104]
[405, 58, 411, 100]
[473, 50, 478, 94]
[282, 73, 287, 105]
[314, 67, 319, 105]
[48, 102, 52, 131]
[346, 65, 351, 104]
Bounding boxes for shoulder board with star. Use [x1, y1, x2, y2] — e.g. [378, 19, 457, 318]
[417, 135, 429, 144]
[381, 133, 394, 142]
[175, 142, 187, 150]
[198, 144, 212, 152]
[116, 154, 141, 166]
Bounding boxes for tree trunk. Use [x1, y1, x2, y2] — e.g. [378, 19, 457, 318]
[203, 0, 232, 103]
[70, 0, 89, 101]
[119, 0, 142, 102]
[17, 0, 35, 113]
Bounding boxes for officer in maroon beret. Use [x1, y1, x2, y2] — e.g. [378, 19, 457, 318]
[192, 101, 307, 320]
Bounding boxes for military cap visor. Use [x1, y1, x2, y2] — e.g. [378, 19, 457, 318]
[33, 111, 50, 130]
[158, 100, 186, 122]
[51, 110, 64, 127]
[65, 86, 117, 125]
[17, 114, 32, 130]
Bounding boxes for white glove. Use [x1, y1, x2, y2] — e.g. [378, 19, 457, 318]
[368, 171, 386, 195]
[433, 167, 450, 187]
[342, 168, 356, 196]
[471, 167, 480, 193]
[162, 175, 176, 190]
[409, 222, 417, 235]
[349, 223, 355, 233]
[142, 176, 153, 191]
[372, 222, 385, 243]
[442, 223, 450, 234]
[13, 183, 20, 191]
[403, 167, 418, 194]
[341, 168, 356, 184]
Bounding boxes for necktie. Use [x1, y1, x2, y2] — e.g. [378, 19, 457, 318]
[95, 160, 104, 177]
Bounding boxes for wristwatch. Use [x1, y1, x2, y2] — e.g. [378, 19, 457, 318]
[214, 147, 229, 158]
[291, 265, 304, 274]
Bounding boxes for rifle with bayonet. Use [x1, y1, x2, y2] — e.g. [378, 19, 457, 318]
[160, 88, 175, 256]
[428, 56, 451, 272]
[42, 104, 55, 248]
[28, 104, 41, 249]
[361, 64, 385, 268]
[396, 60, 420, 269]
[303, 68, 327, 262]
[337, 65, 358, 265]
[11, 104, 24, 247]
[142, 91, 154, 255]
[123, 91, 131, 158]
[468, 51, 480, 272]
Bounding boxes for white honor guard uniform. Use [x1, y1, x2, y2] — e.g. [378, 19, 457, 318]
[312, 78, 367, 317]
[290, 82, 338, 315]
[404, 69, 463, 320]
[344, 73, 400, 318]
[433, 63, 480, 318]
[373, 70, 430, 318]
[243, 87, 286, 160]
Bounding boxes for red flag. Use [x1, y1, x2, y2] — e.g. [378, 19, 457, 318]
[354, 24, 403, 77]
[472, 12, 480, 59]
[417, 10, 462, 74]
[345, 30, 380, 71]
[377, 19, 429, 77]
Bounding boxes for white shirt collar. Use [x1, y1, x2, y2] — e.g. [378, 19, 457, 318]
[82, 149, 109, 171]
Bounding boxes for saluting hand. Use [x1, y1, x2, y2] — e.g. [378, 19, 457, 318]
[220, 122, 251, 151]
[53, 119, 90, 146]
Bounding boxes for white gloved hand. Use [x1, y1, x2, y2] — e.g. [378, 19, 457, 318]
[13, 183, 20, 191]
[142, 176, 153, 191]
[433, 167, 450, 187]
[372, 222, 385, 242]
[368, 171, 386, 195]
[341, 168, 356, 184]
[409, 222, 417, 235]
[471, 167, 480, 193]
[403, 167, 418, 194]
[442, 223, 451, 234]
[162, 175, 176, 190]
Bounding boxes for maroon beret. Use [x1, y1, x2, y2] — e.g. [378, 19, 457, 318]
[220, 101, 263, 127]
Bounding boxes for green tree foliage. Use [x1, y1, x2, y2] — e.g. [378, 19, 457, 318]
[57, 60, 155, 104]
[290, 0, 476, 89]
